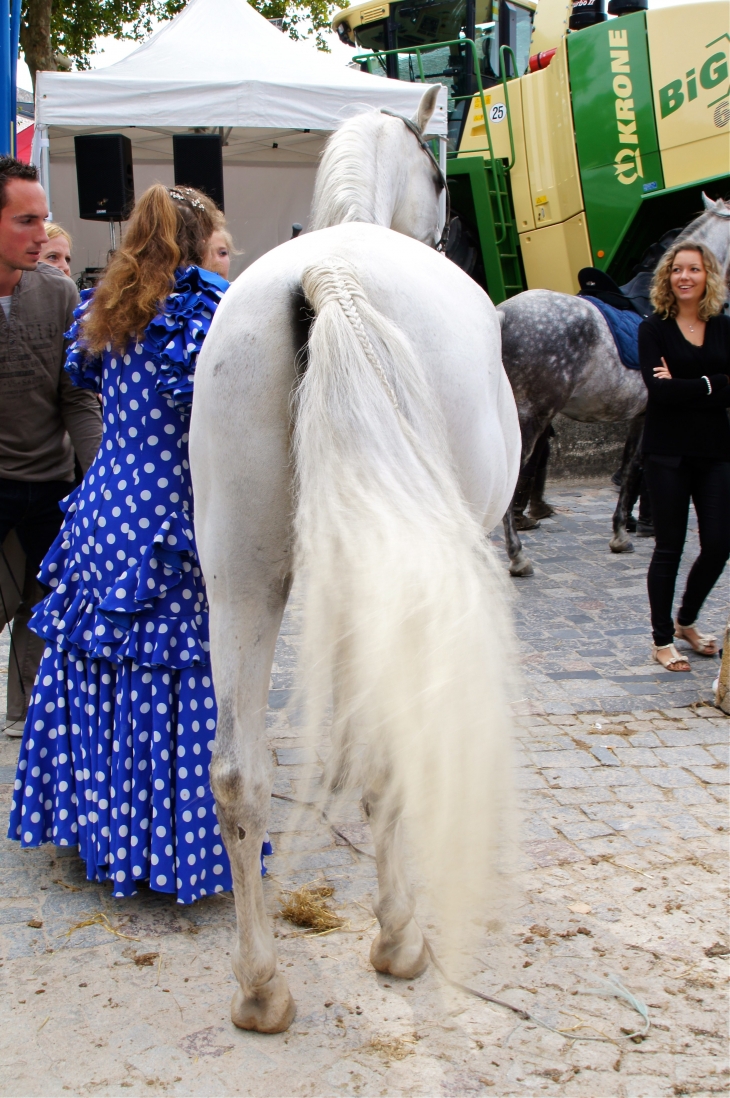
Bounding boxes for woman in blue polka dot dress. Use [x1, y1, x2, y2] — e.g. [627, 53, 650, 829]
[7, 185, 266, 903]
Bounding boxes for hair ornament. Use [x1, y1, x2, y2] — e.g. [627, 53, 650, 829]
[168, 187, 206, 211]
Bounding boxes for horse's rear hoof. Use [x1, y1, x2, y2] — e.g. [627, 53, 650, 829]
[609, 535, 634, 554]
[370, 921, 429, 980]
[513, 514, 540, 531]
[509, 556, 534, 577]
[231, 973, 296, 1033]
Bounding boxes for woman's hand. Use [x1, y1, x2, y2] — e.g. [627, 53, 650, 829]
[653, 357, 672, 380]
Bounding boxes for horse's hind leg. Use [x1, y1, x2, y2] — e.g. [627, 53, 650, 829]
[208, 571, 296, 1033]
[363, 786, 429, 980]
[610, 416, 644, 554]
[503, 508, 534, 577]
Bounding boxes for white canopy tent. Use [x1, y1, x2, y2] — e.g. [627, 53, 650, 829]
[33, 0, 447, 276]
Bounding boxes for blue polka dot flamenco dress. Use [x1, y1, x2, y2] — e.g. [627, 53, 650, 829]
[8, 266, 271, 902]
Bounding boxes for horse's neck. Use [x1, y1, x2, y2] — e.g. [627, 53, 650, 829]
[311, 124, 405, 231]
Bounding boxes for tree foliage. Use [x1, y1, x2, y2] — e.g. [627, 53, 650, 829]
[21, 0, 347, 86]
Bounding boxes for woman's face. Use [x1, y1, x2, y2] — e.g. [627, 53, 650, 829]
[39, 234, 72, 278]
[669, 249, 706, 310]
[203, 230, 231, 281]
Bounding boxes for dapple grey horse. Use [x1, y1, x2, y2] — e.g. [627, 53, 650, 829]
[498, 195, 730, 576]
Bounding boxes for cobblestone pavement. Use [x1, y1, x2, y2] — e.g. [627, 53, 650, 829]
[493, 481, 728, 716]
[0, 481, 728, 1097]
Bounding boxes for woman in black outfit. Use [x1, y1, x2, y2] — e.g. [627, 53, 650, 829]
[639, 240, 730, 672]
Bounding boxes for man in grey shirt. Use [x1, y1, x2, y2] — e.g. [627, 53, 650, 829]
[0, 156, 102, 735]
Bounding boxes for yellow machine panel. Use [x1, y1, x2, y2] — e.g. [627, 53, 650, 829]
[520, 38, 585, 228]
[647, 1, 730, 188]
[458, 79, 535, 231]
[529, 0, 570, 56]
[519, 212, 593, 295]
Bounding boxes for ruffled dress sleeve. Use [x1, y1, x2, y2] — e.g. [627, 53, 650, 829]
[142, 265, 229, 415]
[64, 288, 103, 392]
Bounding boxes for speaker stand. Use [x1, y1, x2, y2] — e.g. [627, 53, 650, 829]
[108, 220, 120, 253]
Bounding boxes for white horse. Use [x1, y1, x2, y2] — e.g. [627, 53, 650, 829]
[189, 86, 521, 1034]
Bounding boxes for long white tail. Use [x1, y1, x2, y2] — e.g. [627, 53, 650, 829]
[294, 258, 516, 943]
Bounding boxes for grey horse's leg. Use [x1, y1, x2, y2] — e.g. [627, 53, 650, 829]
[503, 507, 534, 577]
[503, 417, 548, 577]
[610, 416, 644, 553]
[528, 424, 556, 520]
[364, 786, 429, 980]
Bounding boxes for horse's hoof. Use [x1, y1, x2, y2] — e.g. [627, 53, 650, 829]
[513, 513, 540, 531]
[528, 501, 555, 520]
[370, 920, 429, 980]
[231, 973, 296, 1033]
[609, 535, 634, 554]
[509, 556, 534, 578]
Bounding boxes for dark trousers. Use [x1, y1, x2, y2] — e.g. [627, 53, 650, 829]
[0, 478, 71, 721]
[644, 457, 730, 647]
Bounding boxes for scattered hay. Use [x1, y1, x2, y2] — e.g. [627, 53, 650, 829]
[62, 912, 140, 942]
[51, 878, 81, 892]
[279, 882, 347, 935]
[367, 1035, 416, 1061]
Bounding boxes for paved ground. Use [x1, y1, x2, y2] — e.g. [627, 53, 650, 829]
[494, 481, 727, 715]
[0, 481, 728, 1097]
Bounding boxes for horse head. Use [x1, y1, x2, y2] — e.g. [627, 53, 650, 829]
[310, 85, 446, 250]
[702, 193, 730, 219]
[693, 194, 730, 290]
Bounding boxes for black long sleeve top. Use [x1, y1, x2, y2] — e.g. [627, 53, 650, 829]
[639, 313, 730, 460]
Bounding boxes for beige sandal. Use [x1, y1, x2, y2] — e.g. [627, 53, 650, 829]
[675, 621, 718, 656]
[652, 643, 691, 672]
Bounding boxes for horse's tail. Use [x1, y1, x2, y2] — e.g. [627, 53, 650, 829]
[294, 258, 516, 947]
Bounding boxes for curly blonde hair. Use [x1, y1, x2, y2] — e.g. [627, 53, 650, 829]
[81, 184, 216, 353]
[651, 240, 727, 321]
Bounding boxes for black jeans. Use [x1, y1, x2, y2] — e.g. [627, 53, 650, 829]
[0, 478, 72, 721]
[644, 456, 730, 647]
[0, 478, 72, 575]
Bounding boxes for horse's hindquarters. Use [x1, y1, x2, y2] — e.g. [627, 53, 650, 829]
[188, 222, 520, 1029]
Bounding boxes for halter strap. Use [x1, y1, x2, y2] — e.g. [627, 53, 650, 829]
[379, 108, 451, 253]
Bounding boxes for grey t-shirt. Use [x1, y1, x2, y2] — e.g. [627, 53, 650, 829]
[0, 264, 102, 482]
[0, 296, 11, 319]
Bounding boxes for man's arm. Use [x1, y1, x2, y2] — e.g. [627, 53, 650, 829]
[58, 280, 102, 474]
[58, 369, 102, 474]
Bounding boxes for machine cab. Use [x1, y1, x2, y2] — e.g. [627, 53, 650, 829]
[333, 0, 536, 145]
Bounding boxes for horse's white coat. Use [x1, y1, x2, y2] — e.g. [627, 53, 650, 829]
[189, 97, 521, 1033]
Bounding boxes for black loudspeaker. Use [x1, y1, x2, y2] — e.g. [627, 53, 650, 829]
[172, 134, 224, 212]
[607, 0, 647, 14]
[569, 0, 607, 30]
[74, 134, 135, 221]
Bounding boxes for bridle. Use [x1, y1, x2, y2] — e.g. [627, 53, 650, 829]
[380, 109, 451, 253]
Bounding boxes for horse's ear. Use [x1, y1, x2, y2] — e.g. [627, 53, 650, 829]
[414, 84, 441, 134]
[703, 192, 730, 218]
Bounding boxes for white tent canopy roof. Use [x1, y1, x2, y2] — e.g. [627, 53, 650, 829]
[35, 0, 447, 134]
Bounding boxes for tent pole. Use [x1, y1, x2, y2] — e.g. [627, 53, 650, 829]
[0, 0, 11, 156]
[438, 135, 447, 238]
[9, 0, 20, 156]
[33, 124, 52, 216]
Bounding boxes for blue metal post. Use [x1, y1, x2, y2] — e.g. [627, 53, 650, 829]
[0, 0, 11, 155]
[9, 0, 20, 155]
